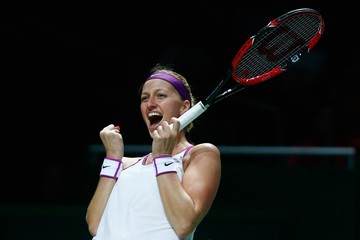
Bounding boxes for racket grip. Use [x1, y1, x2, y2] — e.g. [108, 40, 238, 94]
[174, 101, 207, 131]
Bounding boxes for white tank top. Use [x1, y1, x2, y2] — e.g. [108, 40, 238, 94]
[93, 146, 194, 240]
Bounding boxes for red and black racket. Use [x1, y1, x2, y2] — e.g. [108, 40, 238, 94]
[177, 8, 325, 130]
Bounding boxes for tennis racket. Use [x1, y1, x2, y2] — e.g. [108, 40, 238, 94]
[177, 7, 325, 131]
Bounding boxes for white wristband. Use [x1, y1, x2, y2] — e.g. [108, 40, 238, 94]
[153, 155, 177, 177]
[100, 158, 123, 180]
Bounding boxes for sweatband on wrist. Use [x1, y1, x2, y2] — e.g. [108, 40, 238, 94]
[100, 158, 123, 179]
[153, 155, 177, 177]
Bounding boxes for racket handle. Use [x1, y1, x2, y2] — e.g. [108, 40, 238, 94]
[175, 101, 207, 131]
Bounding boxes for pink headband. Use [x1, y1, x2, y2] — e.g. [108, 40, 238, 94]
[146, 72, 191, 101]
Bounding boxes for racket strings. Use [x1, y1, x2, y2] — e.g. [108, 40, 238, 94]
[234, 13, 322, 80]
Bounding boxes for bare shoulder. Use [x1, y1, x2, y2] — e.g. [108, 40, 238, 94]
[190, 143, 220, 156]
[185, 143, 221, 168]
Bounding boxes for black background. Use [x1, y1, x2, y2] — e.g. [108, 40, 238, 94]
[2, 2, 359, 239]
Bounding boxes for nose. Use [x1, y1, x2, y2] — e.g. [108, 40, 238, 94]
[147, 96, 157, 108]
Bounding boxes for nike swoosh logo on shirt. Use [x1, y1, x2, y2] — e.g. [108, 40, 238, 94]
[164, 162, 174, 166]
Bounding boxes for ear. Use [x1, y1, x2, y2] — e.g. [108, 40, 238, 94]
[180, 100, 191, 114]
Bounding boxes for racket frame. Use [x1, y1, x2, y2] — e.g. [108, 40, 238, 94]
[177, 8, 324, 131]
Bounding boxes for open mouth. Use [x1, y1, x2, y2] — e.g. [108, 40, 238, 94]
[148, 112, 163, 128]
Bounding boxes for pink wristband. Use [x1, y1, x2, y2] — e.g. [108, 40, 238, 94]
[100, 158, 123, 179]
[153, 155, 177, 177]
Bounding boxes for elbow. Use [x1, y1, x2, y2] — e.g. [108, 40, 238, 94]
[86, 215, 98, 237]
[88, 225, 97, 238]
[174, 220, 197, 239]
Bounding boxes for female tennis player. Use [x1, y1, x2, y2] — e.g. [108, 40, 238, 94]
[86, 64, 221, 240]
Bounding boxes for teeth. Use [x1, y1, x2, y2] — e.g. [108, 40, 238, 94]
[148, 112, 162, 117]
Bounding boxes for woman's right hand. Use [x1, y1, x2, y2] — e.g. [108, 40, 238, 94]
[99, 124, 124, 160]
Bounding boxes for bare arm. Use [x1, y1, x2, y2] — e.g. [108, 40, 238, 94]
[152, 118, 221, 238]
[85, 124, 124, 236]
[86, 177, 116, 236]
[156, 143, 221, 238]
